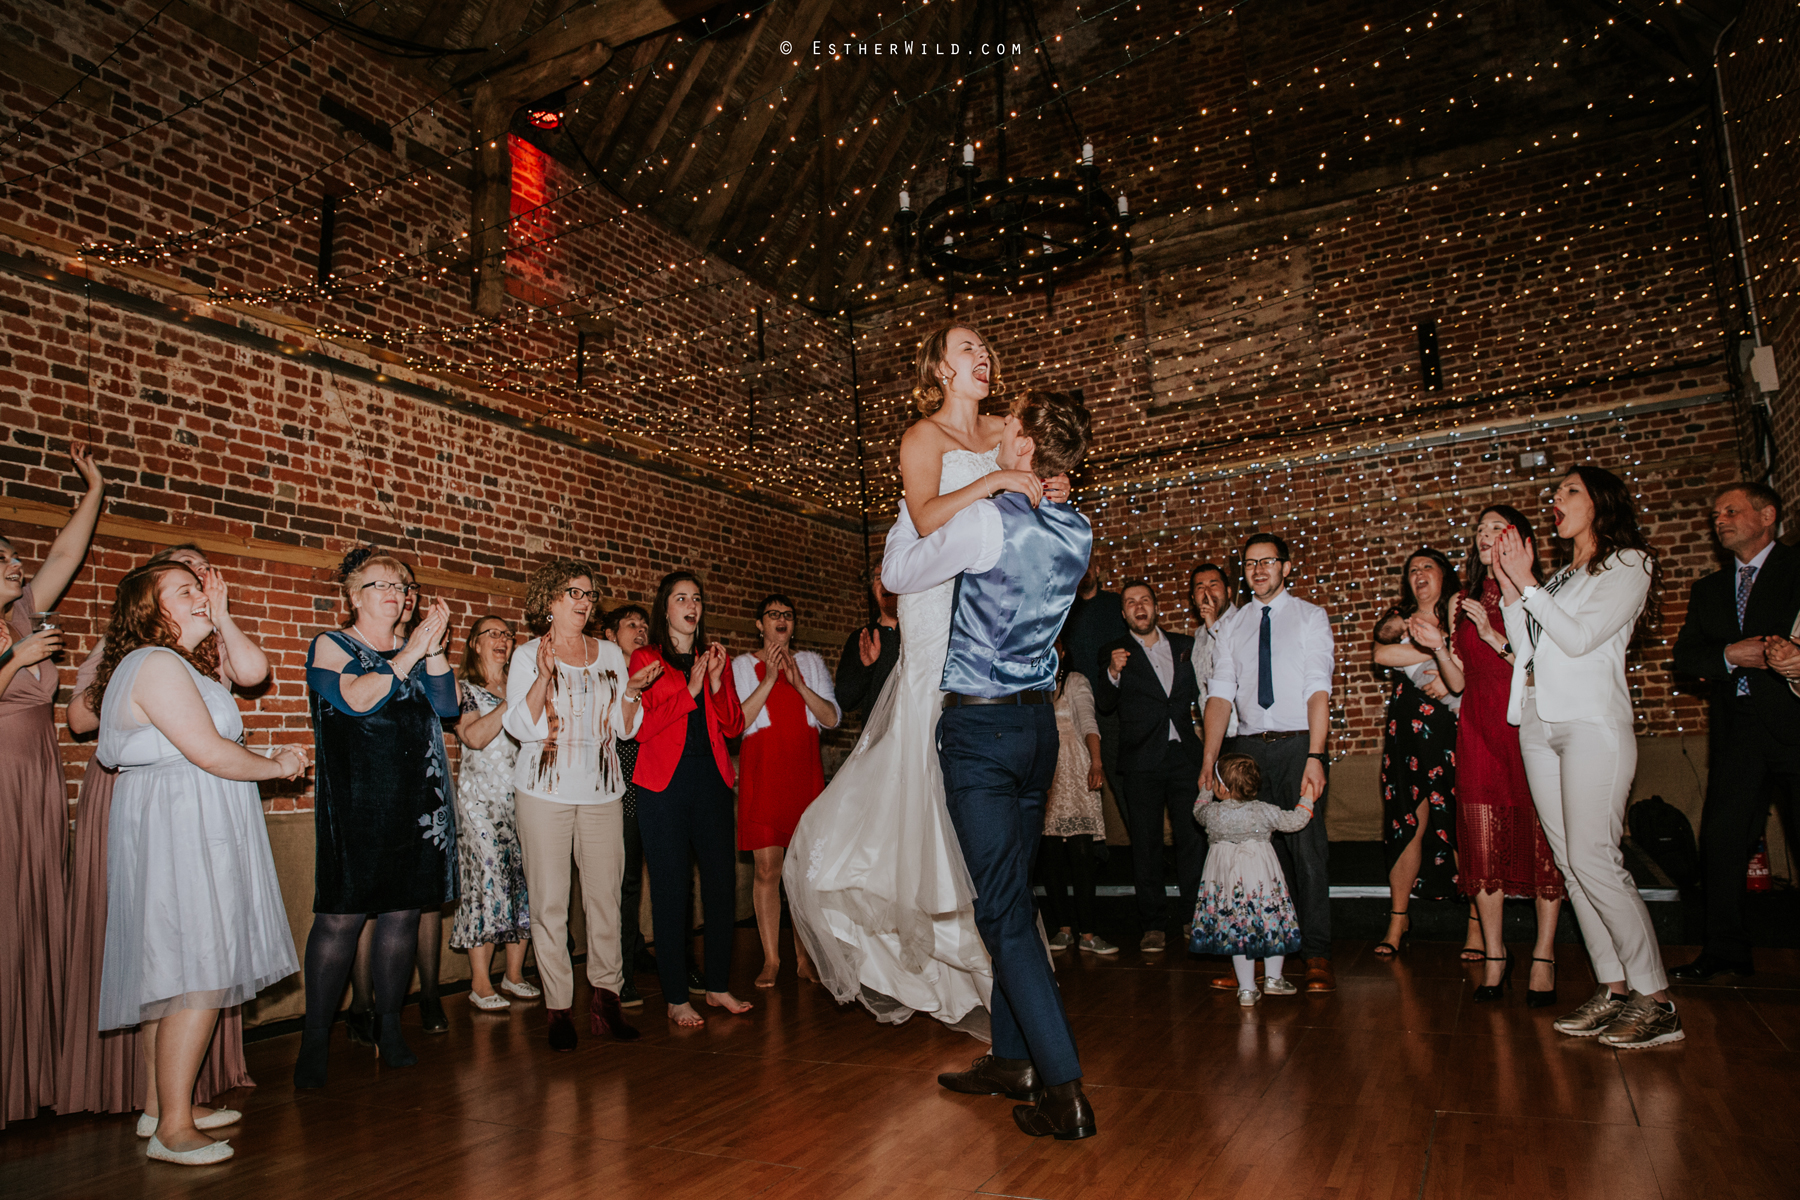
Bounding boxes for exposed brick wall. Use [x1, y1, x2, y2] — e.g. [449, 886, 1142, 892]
[851, 0, 1751, 753]
[0, 0, 870, 814]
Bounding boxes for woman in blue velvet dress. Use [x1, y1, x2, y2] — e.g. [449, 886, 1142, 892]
[293, 549, 460, 1088]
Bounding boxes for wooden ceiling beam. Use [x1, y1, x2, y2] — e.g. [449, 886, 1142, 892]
[656, 17, 776, 198]
[715, 76, 821, 248]
[821, 109, 923, 306]
[633, 38, 719, 184]
[581, 37, 666, 162]
[681, 0, 839, 242]
[592, 31, 679, 169]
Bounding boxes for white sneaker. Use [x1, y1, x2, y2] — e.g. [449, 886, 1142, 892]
[468, 990, 512, 1011]
[499, 977, 541, 999]
[1261, 976, 1297, 996]
[1237, 988, 1260, 1008]
[1079, 934, 1119, 956]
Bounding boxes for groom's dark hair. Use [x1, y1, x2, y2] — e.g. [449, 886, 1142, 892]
[1013, 390, 1092, 479]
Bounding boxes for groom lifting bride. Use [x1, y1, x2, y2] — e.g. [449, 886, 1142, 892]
[882, 385, 1098, 1141]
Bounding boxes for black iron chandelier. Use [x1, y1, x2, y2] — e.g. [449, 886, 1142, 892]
[893, 0, 1133, 295]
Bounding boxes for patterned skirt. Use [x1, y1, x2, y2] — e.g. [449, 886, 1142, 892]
[1189, 840, 1302, 958]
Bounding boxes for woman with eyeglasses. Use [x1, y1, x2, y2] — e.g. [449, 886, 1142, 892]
[732, 594, 840, 988]
[503, 559, 656, 1052]
[450, 614, 534, 1012]
[630, 571, 749, 1026]
[294, 549, 459, 1087]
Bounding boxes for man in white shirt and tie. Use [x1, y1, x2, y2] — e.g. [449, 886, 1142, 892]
[1200, 533, 1338, 993]
[1188, 562, 1240, 741]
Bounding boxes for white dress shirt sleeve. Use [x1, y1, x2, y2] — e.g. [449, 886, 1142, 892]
[502, 642, 549, 743]
[733, 652, 770, 736]
[880, 498, 1004, 595]
[1207, 614, 1242, 704]
[1302, 605, 1334, 700]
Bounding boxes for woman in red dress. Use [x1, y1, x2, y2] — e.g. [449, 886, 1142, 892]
[733, 595, 841, 988]
[1443, 505, 1566, 1005]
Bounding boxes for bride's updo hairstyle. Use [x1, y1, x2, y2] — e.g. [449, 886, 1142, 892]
[911, 323, 1002, 415]
[1012, 390, 1093, 479]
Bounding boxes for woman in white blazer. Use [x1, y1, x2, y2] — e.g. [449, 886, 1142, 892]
[1494, 465, 1681, 1049]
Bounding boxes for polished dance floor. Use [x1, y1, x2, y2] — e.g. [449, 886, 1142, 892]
[6, 929, 1798, 1199]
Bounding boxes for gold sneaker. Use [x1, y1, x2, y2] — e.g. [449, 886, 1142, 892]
[1552, 986, 1629, 1037]
[1597, 994, 1685, 1049]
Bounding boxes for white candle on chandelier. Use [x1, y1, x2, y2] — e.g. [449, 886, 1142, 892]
[899, 190, 911, 212]
[963, 142, 975, 166]
[1082, 142, 1093, 166]
[1118, 193, 1129, 215]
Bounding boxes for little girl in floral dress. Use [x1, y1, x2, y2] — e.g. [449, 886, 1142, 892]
[1189, 754, 1315, 1007]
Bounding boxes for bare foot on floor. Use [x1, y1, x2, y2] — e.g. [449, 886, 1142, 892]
[667, 1002, 705, 1027]
[706, 990, 753, 1014]
[755, 963, 779, 988]
[796, 962, 820, 984]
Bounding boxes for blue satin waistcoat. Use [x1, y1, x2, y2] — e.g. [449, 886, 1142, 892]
[940, 493, 1093, 698]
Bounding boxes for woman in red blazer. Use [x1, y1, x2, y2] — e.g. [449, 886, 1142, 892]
[629, 571, 750, 1025]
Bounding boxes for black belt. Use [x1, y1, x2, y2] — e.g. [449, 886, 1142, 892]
[1243, 729, 1307, 741]
[943, 691, 1053, 709]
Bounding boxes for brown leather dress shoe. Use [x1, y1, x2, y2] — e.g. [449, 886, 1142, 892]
[938, 1055, 1041, 1102]
[1013, 1080, 1097, 1140]
[1211, 962, 1264, 991]
[591, 987, 640, 1041]
[1303, 957, 1337, 993]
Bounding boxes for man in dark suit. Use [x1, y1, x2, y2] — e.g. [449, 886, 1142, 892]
[1094, 581, 1207, 952]
[1671, 481, 1800, 981]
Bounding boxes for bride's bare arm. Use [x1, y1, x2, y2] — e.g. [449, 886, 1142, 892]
[900, 420, 1040, 536]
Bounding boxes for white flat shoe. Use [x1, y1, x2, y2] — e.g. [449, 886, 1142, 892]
[147, 1134, 234, 1165]
[138, 1109, 242, 1138]
[499, 978, 541, 999]
[468, 991, 511, 1011]
[1237, 988, 1261, 1008]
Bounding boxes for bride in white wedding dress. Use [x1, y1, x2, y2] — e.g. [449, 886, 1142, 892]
[784, 324, 1050, 1033]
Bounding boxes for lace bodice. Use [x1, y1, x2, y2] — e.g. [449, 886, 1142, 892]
[894, 448, 1000, 697]
[1195, 798, 1312, 843]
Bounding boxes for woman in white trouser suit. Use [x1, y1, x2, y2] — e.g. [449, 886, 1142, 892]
[1494, 465, 1683, 1049]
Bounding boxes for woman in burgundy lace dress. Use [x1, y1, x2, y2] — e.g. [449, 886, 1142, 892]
[1448, 505, 1566, 1004]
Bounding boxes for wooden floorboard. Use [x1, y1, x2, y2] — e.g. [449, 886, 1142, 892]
[6, 933, 1798, 1199]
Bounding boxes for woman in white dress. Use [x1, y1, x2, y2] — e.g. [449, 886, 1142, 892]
[91, 561, 305, 1165]
[783, 324, 1055, 1031]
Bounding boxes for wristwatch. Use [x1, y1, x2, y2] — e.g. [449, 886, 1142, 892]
[1519, 585, 1539, 602]
[1306, 752, 1328, 763]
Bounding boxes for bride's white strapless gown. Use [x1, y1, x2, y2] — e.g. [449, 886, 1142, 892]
[784, 447, 997, 1034]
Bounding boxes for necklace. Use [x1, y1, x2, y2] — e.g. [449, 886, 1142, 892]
[346, 623, 401, 652]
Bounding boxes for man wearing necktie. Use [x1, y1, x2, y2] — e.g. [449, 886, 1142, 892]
[1672, 483, 1800, 982]
[1199, 533, 1338, 992]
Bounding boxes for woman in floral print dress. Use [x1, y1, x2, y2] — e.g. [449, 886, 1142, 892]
[451, 614, 533, 1009]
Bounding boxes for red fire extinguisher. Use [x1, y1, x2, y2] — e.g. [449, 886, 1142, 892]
[1747, 838, 1772, 893]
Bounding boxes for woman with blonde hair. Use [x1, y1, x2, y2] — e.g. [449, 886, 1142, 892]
[90, 560, 303, 1164]
[295, 549, 459, 1087]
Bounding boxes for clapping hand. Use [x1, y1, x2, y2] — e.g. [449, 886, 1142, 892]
[1765, 636, 1800, 680]
[1406, 614, 1445, 651]
[537, 633, 560, 682]
[704, 641, 728, 690]
[627, 659, 662, 699]
[1459, 596, 1496, 640]
[1493, 525, 1536, 591]
[405, 598, 451, 660]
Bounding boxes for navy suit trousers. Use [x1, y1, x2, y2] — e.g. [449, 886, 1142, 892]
[938, 704, 1083, 1086]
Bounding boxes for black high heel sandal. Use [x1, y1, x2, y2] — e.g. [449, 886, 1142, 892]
[1473, 954, 1512, 1002]
[1459, 914, 1486, 962]
[1372, 910, 1410, 958]
[1526, 956, 1558, 1008]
